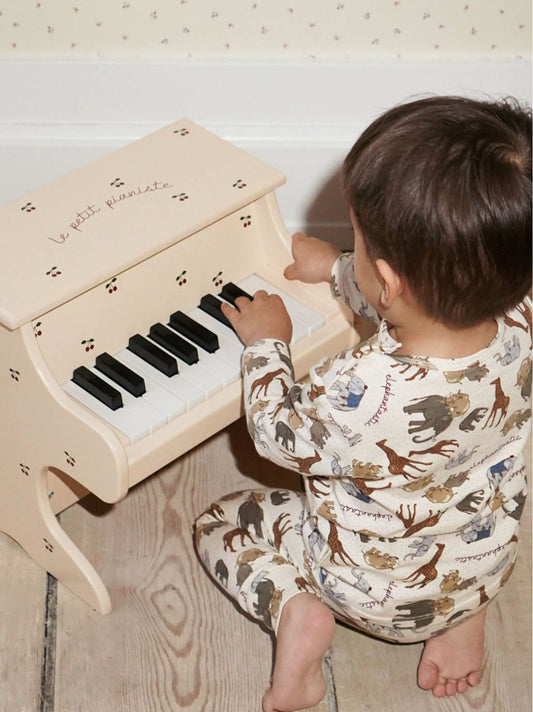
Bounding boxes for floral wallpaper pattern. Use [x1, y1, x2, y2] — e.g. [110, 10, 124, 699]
[0, 0, 530, 59]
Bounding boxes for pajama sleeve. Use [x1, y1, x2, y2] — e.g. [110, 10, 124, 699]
[331, 252, 380, 326]
[241, 337, 369, 477]
[241, 256, 382, 478]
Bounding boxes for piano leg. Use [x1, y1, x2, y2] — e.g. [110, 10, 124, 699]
[0, 461, 111, 614]
[0, 322, 130, 613]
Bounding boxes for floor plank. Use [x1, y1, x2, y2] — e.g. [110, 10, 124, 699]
[55, 421, 327, 712]
[0, 534, 47, 711]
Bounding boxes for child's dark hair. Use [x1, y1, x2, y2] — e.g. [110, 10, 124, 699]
[343, 96, 532, 328]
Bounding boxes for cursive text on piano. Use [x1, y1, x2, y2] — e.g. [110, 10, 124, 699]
[48, 181, 173, 244]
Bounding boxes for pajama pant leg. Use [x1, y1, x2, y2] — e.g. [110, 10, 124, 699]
[194, 488, 321, 634]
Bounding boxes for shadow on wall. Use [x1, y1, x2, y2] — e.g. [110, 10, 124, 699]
[303, 163, 378, 343]
[303, 165, 353, 251]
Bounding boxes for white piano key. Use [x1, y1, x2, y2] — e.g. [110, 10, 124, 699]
[156, 324, 241, 389]
[87, 366, 168, 433]
[117, 348, 205, 410]
[145, 336, 225, 397]
[200, 349, 241, 386]
[111, 352, 186, 420]
[235, 277, 307, 343]
[261, 276, 325, 332]
[239, 275, 324, 336]
[186, 307, 244, 356]
[173, 325, 241, 387]
[63, 380, 149, 444]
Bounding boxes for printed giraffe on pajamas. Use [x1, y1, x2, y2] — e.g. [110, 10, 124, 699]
[483, 378, 510, 428]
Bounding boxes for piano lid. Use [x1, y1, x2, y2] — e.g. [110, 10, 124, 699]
[0, 119, 285, 330]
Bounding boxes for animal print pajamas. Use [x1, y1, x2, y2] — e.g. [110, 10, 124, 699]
[195, 253, 531, 642]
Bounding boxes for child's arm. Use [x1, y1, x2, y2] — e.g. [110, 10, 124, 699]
[285, 233, 380, 325]
[283, 232, 342, 284]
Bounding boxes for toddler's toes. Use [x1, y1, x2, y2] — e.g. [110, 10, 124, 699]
[432, 679, 447, 698]
[417, 660, 439, 691]
[467, 670, 482, 687]
[261, 688, 274, 712]
[444, 679, 458, 696]
[456, 678, 469, 694]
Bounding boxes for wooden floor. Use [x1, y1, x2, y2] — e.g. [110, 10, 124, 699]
[0, 422, 530, 712]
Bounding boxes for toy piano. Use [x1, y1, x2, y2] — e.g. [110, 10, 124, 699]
[0, 119, 355, 613]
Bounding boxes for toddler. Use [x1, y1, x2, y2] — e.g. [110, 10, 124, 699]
[194, 96, 532, 711]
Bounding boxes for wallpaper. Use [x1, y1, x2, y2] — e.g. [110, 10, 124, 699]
[0, 0, 530, 59]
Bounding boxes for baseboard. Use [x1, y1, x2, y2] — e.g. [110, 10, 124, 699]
[0, 57, 530, 245]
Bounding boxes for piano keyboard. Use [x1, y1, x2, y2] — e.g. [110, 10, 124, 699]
[62, 275, 324, 444]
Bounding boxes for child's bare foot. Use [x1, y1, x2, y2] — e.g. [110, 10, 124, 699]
[262, 593, 336, 712]
[418, 607, 487, 697]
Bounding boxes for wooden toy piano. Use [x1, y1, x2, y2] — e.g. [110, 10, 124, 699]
[0, 119, 355, 613]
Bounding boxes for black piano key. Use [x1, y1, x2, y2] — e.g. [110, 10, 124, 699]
[149, 323, 199, 365]
[168, 311, 219, 353]
[199, 294, 234, 330]
[95, 352, 146, 397]
[219, 282, 253, 305]
[128, 334, 178, 377]
[72, 365, 123, 411]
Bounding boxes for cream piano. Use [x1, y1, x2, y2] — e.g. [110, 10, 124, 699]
[0, 120, 354, 613]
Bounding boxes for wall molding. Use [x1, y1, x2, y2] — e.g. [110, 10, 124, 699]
[0, 57, 530, 242]
[1, 57, 530, 135]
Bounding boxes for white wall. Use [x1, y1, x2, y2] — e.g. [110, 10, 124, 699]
[0, 58, 531, 248]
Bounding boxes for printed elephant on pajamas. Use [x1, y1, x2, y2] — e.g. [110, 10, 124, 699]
[459, 406, 488, 432]
[236, 548, 267, 587]
[215, 558, 229, 587]
[460, 512, 495, 543]
[403, 392, 470, 442]
[327, 374, 368, 411]
[237, 492, 266, 537]
[392, 596, 455, 631]
[330, 456, 372, 503]
[275, 421, 296, 451]
[404, 536, 437, 560]
[251, 573, 283, 630]
[516, 357, 531, 400]
[364, 547, 399, 570]
[318, 569, 352, 611]
[243, 353, 269, 373]
[503, 489, 527, 521]
[350, 568, 372, 594]
[307, 528, 326, 560]
[494, 335, 521, 366]
[360, 620, 405, 639]
[270, 490, 291, 505]
[487, 456, 515, 489]
[237, 562, 253, 587]
[309, 419, 331, 448]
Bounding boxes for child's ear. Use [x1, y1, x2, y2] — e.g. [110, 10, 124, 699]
[375, 258, 404, 309]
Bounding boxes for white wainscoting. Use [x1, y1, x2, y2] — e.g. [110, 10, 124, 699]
[0, 58, 530, 246]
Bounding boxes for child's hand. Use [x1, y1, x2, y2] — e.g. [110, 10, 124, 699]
[220, 290, 293, 347]
[284, 232, 342, 284]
